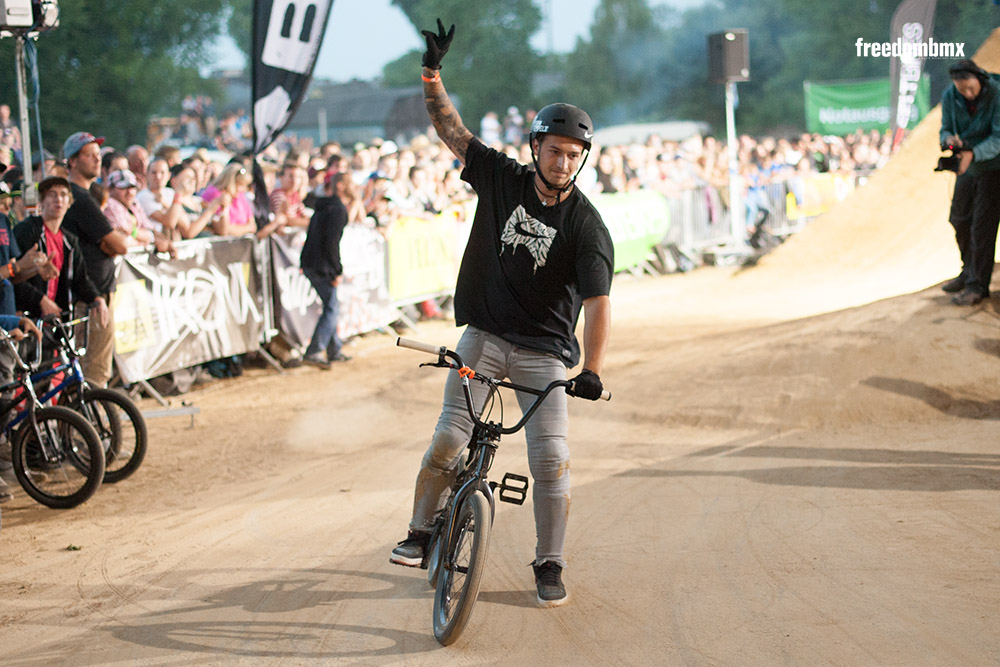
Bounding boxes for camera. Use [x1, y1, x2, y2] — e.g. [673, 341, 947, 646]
[934, 145, 969, 173]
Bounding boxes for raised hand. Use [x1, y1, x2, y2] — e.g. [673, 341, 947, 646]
[421, 18, 455, 70]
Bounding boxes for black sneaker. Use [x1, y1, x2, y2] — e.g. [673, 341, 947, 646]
[390, 530, 430, 567]
[533, 561, 568, 607]
[303, 353, 332, 370]
[952, 288, 986, 306]
[941, 275, 966, 293]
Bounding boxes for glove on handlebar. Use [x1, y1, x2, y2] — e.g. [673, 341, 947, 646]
[568, 369, 603, 401]
[421, 18, 455, 70]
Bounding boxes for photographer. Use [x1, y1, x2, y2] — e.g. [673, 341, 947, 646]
[938, 59, 1000, 306]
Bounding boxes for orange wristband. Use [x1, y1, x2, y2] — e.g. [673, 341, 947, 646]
[6, 260, 14, 278]
[421, 71, 441, 84]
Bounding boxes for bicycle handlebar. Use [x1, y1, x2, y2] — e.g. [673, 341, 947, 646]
[397, 336, 611, 434]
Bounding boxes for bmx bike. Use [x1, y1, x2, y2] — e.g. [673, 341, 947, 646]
[396, 337, 610, 645]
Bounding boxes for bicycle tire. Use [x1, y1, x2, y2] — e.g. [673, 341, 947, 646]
[71, 388, 148, 483]
[432, 490, 491, 646]
[10, 406, 105, 509]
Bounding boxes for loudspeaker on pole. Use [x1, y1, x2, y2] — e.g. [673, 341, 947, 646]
[708, 30, 749, 84]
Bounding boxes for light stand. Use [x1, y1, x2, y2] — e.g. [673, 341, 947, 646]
[0, 0, 60, 207]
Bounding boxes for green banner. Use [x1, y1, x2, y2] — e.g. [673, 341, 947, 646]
[804, 76, 930, 134]
[591, 190, 672, 273]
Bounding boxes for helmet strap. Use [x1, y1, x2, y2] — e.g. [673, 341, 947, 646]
[530, 135, 590, 207]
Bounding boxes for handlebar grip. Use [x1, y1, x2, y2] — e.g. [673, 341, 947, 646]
[396, 337, 445, 356]
[600, 389, 612, 401]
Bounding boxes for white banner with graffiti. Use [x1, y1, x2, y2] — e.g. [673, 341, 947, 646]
[113, 237, 267, 384]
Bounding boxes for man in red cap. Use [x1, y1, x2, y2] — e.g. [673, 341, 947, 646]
[60, 131, 129, 387]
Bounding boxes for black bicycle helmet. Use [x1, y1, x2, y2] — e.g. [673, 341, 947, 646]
[529, 103, 594, 151]
[529, 103, 594, 202]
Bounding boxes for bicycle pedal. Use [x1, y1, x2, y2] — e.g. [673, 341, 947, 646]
[497, 472, 529, 505]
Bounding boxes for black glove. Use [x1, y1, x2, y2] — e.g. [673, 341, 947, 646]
[421, 18, 455, 70]
[568, 369, 603, 401]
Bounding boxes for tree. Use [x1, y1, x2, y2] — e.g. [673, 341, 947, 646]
[385, 0, 542, 133]
[554, 0, 671, 126]
[0, 0, 229, 153]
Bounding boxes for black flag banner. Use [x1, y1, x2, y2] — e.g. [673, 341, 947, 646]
[888, 0, 937, 149]
[252, 0, 334, 154]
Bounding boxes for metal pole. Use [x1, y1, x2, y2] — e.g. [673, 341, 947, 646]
[725, 80, 743, 245]
[14, 35, 35, 207]
[318, 106, 328, 146]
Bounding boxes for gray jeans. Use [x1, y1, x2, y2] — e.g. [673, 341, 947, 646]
[409, 326, 571, 568]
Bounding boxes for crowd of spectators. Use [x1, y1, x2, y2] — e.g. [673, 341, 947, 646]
[0, 106, 900, 388]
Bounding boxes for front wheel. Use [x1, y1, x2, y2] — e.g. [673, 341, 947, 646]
[432, 490, 491, 646]
[10, 406, 105, 509]
[426, 520, 443, 589]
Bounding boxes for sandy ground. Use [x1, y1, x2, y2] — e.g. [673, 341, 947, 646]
[1, 27, 999, 667]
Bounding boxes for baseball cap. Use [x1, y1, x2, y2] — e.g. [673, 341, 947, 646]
[63, 131, 105, 160]
[107, 169, 138, 189]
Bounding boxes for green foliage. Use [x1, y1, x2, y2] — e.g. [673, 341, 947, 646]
[0, 0, 228, 154]
[561, 0, 1000, 136]
[555, 0, 670, 124]
[227, 0, 252, 61]
[385, 0, 542, 130]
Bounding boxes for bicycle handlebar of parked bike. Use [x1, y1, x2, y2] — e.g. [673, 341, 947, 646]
[397, 336, 610, 435]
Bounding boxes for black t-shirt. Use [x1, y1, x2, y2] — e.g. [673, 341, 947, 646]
[62, 182, 116, 294]
[457, 139, 614, 367]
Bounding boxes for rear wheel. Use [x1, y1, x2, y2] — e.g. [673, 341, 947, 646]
[432, 490, 491, 646]
[69, 388, 148, 483]
[11, 406, 104, 509]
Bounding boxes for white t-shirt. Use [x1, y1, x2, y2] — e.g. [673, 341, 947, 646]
[137, 187, 175, 218]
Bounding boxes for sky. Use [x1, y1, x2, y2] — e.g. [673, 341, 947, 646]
[212, 0, 703, 83]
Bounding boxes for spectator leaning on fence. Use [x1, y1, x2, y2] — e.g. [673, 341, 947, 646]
[126, 145, 149, 190]
[168, 164, 223, 239]
[13, 175, 109, 326]
[61, 131, 129, 388]
[104, 170, 157, 247]
[137, 158, 175, 236]
[201, 161, 255, 236]
[258, 162, 311, 239]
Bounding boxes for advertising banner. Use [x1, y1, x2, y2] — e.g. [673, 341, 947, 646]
[113, 238, 266, 384]
[889, 0, 938, 147]
[591, 190, 672, 272]
[386, 212, 470, 304]
[804, 77, 930, 135]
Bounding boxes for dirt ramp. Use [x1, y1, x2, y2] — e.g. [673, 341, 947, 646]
[734, 28, 1000, 317]
[610, 280, 1000, 434]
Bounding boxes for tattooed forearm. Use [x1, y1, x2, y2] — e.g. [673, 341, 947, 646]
[423, 67, 473, 166]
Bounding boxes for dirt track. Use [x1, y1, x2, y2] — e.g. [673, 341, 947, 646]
[1, 261, 999, 665]
[1, 27, 999, 667]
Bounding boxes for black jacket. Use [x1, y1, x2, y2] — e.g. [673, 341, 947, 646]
[13, 215, 101, 316]
[300, 195, 348, 281]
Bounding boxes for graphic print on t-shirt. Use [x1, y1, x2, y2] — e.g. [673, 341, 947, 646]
[500, 205, 557, 273]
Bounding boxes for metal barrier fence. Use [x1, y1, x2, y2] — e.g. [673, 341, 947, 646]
[660, 172, 860, 269]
